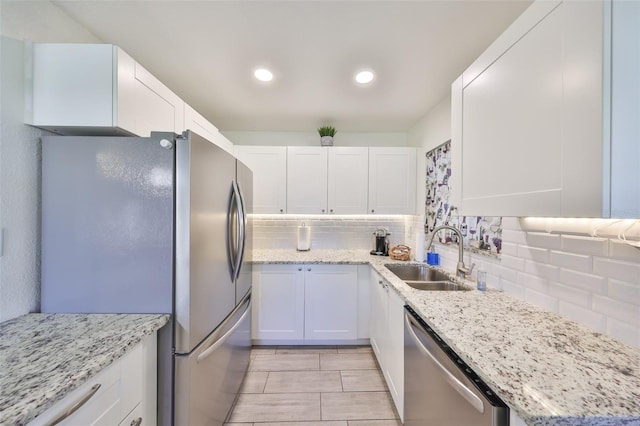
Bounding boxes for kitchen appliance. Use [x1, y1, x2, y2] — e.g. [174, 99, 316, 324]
[40, 130, 253, 426]
[404, 306, 509, 425]
[370, 228, 390, 256]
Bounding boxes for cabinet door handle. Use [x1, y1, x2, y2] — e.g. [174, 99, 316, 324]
[330, 209, 333, 213]
[322, 209, 325, 213]
[47, 384, 101, 426]
[280, 208, 284, 213]
[371, 209, 375, 213]
[298, 268, 302, 271]
[130, 417, 143, 426]
[307, 268, 311, 272]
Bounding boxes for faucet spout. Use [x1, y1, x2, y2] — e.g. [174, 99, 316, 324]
[425, 225, 475, 279]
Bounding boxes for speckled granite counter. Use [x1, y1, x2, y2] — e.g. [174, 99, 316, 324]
[254, 249, 640, 426]
[0, 313, 169, 426]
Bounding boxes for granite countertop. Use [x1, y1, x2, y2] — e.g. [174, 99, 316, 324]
[254, 249, 640, 426]
[0, 313, 170, 426]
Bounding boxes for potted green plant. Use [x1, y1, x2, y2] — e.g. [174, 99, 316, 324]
[318, 126, 337, 146]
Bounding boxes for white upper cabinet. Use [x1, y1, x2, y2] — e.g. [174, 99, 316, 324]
[287, 147, 329, 214]
[184, 104, 233, 154]
[235, 146, 287, 214]
[451, 0, 639, 218]
[368, 147, 417, 214]
[328, 147, 369, 214]
[28, 43, 184, 137]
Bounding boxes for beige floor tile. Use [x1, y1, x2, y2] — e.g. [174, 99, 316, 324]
[251, 346, 277, 359]
[340, 369, 387, 392]
[264, 370, 342, 393]
[259, 422, 347, 426]
[240, 371, 268, 393]
[348, 421, 402, 426]
[277, 345, 338, 354]
[321, 392, 398, 421]
[228, 393, 321, 423]
[251, 354, 319, 372]
[320, 353, 378, 370]
[337, 346, 373, 354]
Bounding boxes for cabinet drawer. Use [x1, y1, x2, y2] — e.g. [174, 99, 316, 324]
[29, 345, 142, 426]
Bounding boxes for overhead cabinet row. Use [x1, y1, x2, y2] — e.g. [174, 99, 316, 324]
[235, 145, 417, 215]
[26, 43, 234, 154]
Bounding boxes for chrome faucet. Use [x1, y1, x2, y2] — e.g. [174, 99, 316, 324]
[425, 225, 475, 279]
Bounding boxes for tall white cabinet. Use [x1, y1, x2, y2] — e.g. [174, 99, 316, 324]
[287, 147, 329, 214]
[451, 0, 639, 218]
[235, 146, 287, 214]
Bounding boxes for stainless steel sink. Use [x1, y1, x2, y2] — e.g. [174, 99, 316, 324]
[384, 264, 452, 282]
[384, 264, 471, 291]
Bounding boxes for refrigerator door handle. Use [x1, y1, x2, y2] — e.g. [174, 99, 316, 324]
[227, 181, 240, 281]
[235, 181, 248, 282]
[197, 293, 251, 364]
[231, 180, 244, 282]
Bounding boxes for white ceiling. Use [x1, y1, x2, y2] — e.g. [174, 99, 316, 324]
[52, 0, 532, 132]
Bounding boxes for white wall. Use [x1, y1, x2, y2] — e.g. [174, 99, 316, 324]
[223, 130, 408, 147]
[0, 2, 100, 322]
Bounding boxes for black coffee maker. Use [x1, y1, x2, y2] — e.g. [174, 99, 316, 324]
[370, 228, 390, 256]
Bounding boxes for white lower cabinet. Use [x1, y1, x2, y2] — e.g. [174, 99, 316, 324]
[29, 334, 157, 426]
[369, 268, 404, 422]
[252, 264, 361, 343]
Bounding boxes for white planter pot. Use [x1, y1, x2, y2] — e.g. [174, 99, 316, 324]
[320, 136, 334, 146]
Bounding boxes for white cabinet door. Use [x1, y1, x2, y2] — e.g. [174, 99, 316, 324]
[29, 43, 184, 137]
[368, 147, 416, 214]
[287, 147, 328, 214]
[252, 265, 304, 340]
[184, 104, 219, 145]
[356, 265, 371, 339]
[304, 265, 358, 340]
[328, 147, 369, 214]
[386, 288, 405, 422]
[369, 268, 404, 421]
[369, 269, 388, 364]
[452, 0, 639, 218]
[235, 146, 287, 214]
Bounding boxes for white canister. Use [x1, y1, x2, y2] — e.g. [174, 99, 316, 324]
[297, 223, 311, 251]
[414, 231, 426, 262]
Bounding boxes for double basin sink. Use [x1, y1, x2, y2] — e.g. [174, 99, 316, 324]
[384, 264, 471, 291]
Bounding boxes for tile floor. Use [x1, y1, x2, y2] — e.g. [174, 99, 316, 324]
[225, 345, 402, 426]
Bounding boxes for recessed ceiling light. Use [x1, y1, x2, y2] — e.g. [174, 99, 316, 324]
[254, 68, 273, 82]
[355, 70, 375, 85]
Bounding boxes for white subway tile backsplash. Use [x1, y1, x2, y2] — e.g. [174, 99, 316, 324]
[560, 235, 609, 256]
[502, 229, 528, 245]
[517, 245, 550, 263]
[592, 295, 639, 325]
[608, 279, 640, 306]
[525, 289, 558, 312]
[524, 260, 559, 282]
[558, 269, 607, 294]
[549, 251, 592, 273]
[500, 254, 526, 271]
[500, 279, 526, 300]
[609, 240, 640, 262]
[558, 301, 606, 333]
[517, 272, 549, 293]
[501, 217, 523, 231]
[548, 282, 592, 308]
[525, 232, 561, 250]
[606, 318, 640, 348]
[593, 257, 640, 284]
[501, 242, 518, 256]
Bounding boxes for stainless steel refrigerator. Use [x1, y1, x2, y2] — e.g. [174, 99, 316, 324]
[40, 130, 253, 426]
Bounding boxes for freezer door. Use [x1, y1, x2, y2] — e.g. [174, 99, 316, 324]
[175, 131, 237, 353]
[174, 293, 251, 426]
[235, 160, 253, 304]
[41, 134, 174, 313]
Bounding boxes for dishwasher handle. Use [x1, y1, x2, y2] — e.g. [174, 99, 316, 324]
[405, 312, 485, 414]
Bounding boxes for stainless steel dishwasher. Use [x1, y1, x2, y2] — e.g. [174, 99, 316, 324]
[404, 306, 509, 425]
